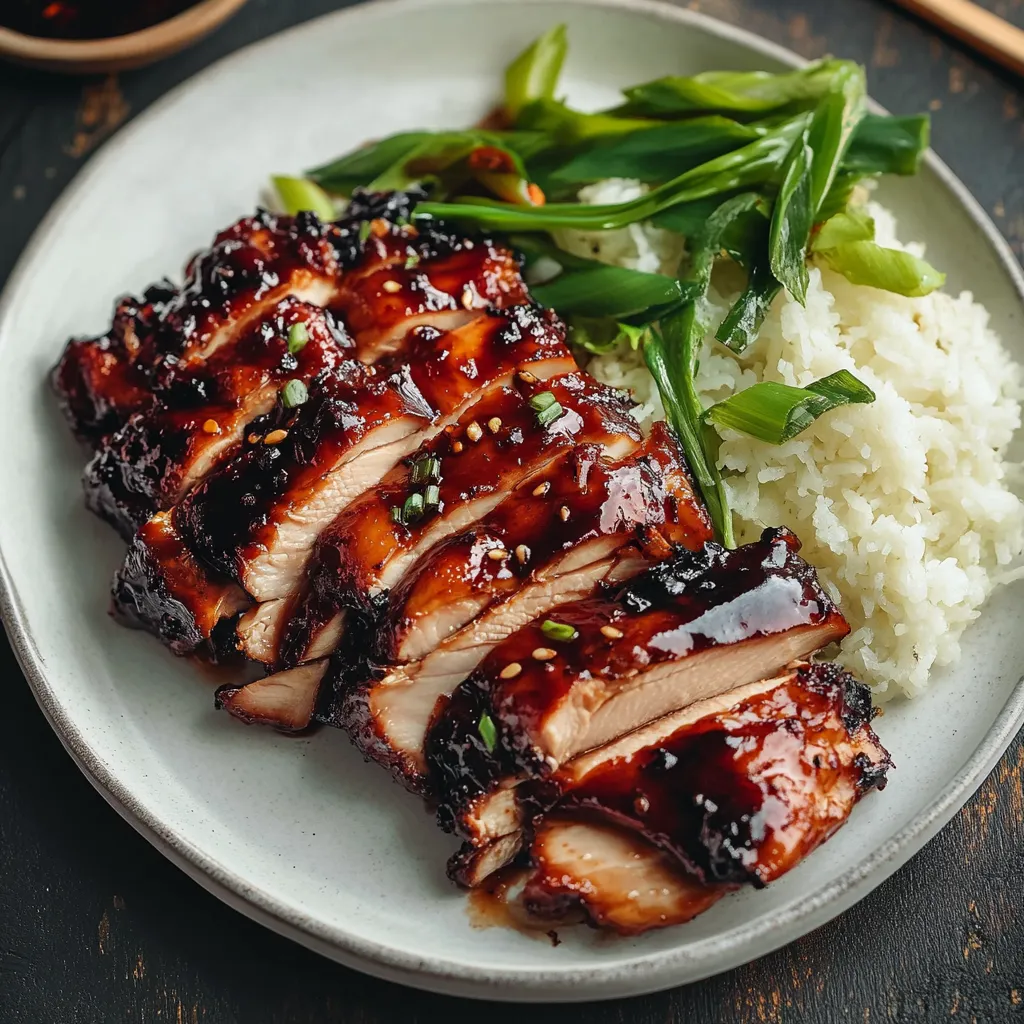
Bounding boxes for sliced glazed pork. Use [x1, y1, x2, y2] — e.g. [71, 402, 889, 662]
[51, 189, 529, 446]
[240, 371, 644, 667]
[497, 662, 890, 934]
[83, 299, 353, 537]
[325, 423, 712, 791]
[174, 306, 574, 605]
[426, 527, 850, 847]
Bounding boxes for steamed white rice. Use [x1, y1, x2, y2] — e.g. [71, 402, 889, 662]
[573, 180, 1024, 700]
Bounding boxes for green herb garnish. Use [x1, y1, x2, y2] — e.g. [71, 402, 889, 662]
[411, 455, 441, 485]
[284, 31, 931, 549]
[478, 713, 498, 753]
[541, 619, 579, 643]
[402, 492, 424, 523]
[287, 322, 309, 355]
[281, 379, 308, 409]
[423, 484, 441, 509]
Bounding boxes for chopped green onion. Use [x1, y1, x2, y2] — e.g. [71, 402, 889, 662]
[541, 619, 579, 643]
[281, 379, 308, 409]
[411, 456, 441, 485]
[405, 252, 420, 269]
[705, 369, 876, 444]
[478, 712, 498, 753]
[358, 221, 372, 244]
[390, 506, 403, 524]
[536, 401, 564, 427]
[423, 484, 441, 509]
[529, 391, 557, 412]
[271, 176, 337, 220]
[287, 322, 309, 355]
[402, 492, 425, 523]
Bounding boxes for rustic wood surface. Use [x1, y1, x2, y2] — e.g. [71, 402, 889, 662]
[1, 1, 1022, 1020]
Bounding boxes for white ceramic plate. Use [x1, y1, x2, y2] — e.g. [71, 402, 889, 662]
[2, 0, 1023, 1003]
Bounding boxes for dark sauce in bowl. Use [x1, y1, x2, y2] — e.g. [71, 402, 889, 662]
[1, 1, 200, 39]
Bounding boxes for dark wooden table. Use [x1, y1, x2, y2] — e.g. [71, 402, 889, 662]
[1, 1, 1022, 1020]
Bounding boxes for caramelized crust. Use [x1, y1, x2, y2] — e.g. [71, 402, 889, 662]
[51, 210, 343, 443]
[380, 422, 709, 666]
[112, 510, 249, 658]
[428, 528, 849, 837]
[83, 299, 353, 537]
[456, 663, 890, 935]
[273, 372, 643, 667]
[175, 307, 574, 602]
[545, 662, 889, 888]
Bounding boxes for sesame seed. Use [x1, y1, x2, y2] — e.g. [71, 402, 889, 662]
[518, 370, 538, 384]
[532, 647, 556, 661]
[487, 417, 502, 434]
[515, 544, 530, 564]
[466, 421, 483, 442]
[559, 505, 570, 521]
[202, 418, 220, 435]
[601, 625, 624, 640]
[500, 662, 523, 680]
[461, 287, 476, 310]
[532, 481, 551, 497]
[264, 429, 289, 445]
[487, 548, 507, 561]
[247, 433, 261, 445]
[382, 280, 401, 293]
[452, 441, 464, 454]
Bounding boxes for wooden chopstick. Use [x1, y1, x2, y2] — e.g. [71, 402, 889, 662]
[891, 0, 1024, 78]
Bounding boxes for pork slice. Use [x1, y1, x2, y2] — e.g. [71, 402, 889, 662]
[332, 425, 712, 791]
[335, 235, 529, 359]
[456, 674, 788, 856]
[82, 300, 353, 538]
[215, 662, 327, 731]
[112, 510, 250, 658]
[517, 817, 727, 935]
[427, 527, 851, 840]
[51, 189, 523, 445]
[455, 662, 891, 916]
[176, 306, 574, 604]
[52, 209, 345, 443]
[240, 370, 643, 667]
[216, 652, 329, 732]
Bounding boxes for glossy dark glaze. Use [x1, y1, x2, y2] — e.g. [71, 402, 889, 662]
[50, 190, 524, 444]
[427, 528, 849, 836]
[51, 210, 340, 444]
[82, 299, 352, 538]
[526, 662, 890, 897]
[332, 237, 528, 357]
[380, 422, 710, 665]
[112, 511, 248, 659]
[277, 372, 642, 667]
[51, 282, 176, 443]
[175, 306, 573, 588]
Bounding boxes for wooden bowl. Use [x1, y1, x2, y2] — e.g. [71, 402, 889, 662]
[0, 0, 250, 74]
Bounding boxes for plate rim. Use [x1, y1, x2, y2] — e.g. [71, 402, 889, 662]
[2, 0, 1023, 1001]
